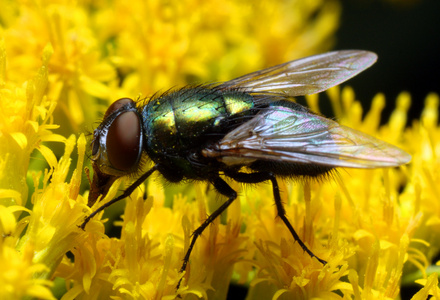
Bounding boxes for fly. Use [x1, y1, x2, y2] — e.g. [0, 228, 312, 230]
[80, 50, 411, 289]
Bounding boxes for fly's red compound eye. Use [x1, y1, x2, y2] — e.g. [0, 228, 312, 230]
[101, 98, 141, 172]
[106, 109, 141, 172]
[104, 98, 135, 119]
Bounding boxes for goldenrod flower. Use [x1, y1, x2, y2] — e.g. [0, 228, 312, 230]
[0, 0, 437, 299]
[1, 1, 116, 133]
[92, 0, 340, 99]
[0, 41, 86, 298]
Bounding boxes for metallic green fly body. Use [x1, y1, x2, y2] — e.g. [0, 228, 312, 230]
[82, 50, 411, 289]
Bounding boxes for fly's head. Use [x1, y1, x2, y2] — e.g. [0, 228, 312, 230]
[88, 98, 143, 206]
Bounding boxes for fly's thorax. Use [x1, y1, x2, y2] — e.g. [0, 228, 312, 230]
[141, 86, 254, 161]
[222, 91, 255, 115]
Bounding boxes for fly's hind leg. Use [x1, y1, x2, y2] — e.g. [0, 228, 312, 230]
[225, 170, 327, 265]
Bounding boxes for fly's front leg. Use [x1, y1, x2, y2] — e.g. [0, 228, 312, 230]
[80, 164, 159, 230]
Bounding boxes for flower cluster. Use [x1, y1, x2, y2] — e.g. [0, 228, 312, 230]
[0, 0, 438, 299]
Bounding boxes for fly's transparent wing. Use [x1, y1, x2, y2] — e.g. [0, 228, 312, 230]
[217, 50, 377, 97]
[203, 105, 411, 168]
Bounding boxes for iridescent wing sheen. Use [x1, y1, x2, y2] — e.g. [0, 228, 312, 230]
[203, 105, 411, 168]
[217, 50, 377, 98]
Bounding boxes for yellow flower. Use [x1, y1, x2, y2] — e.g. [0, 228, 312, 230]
[92, 0, 340, 95]
[3, 0, 438, 299]
[0, 232, 55, 299]
[0, 41, 88, 298]
[0, 42, 65, 208]
[0, 1, 117, 132]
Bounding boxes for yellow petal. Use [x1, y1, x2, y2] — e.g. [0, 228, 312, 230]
[26, 285, 55, 300]
[40, 133, 66, 143]
[36, 144, 58, 169]
[10, 132, 27, 149]
[0, 189, 22, 206]
[0, 205, 17, 234]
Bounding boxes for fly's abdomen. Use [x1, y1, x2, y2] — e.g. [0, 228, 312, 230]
[142, 86, 254, 160]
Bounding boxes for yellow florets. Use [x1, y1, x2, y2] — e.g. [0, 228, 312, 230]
[0, 0, 438, 299]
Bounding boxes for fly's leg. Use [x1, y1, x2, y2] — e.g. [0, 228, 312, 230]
[80, 164, 159, 230]
[225, 171, 327, 265]
[177, 176, 237, 290]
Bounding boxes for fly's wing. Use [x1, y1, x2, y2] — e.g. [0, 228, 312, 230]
[217, 50, 377, 97]
[203, 105, 411, 168]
